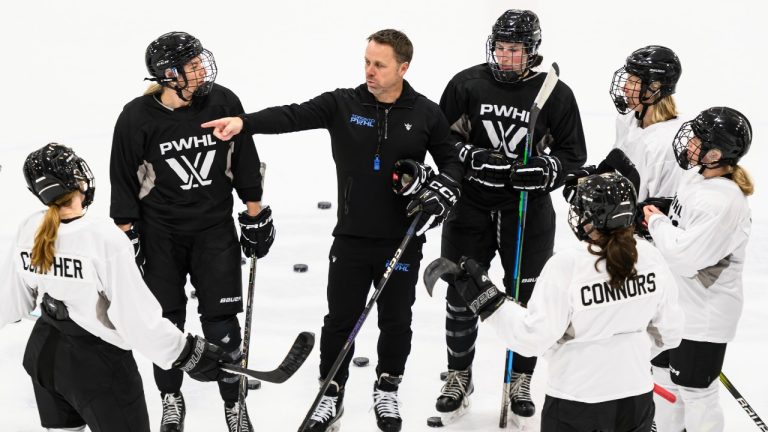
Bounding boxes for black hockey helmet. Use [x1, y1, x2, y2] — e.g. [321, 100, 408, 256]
[23, 143, 95, 208]
[568, 172, 637, 241]
[609, 45, 681, 114]
[145, 31, 217, 99]
[486, 10, 542, 83]
[672, 106, 752, 170]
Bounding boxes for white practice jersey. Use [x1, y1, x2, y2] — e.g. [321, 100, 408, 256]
[0, 212, 187, 369]
[613, 114, 683, 201]
[648, 169, 750, 342]
[486, 240, 683, 403]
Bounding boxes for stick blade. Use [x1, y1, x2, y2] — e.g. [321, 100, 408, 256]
[221, 331, 315, 384]
[423, 257, 461, 297]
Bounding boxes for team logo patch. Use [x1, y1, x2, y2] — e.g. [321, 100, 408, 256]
[350, 114, 375, 127]
[404, 123, 412, 131]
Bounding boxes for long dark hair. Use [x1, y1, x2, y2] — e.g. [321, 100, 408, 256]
[588, 226, 638, 288]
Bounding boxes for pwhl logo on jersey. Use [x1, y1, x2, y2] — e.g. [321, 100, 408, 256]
[159, 134, 219, 190]
[350, 114, 375, 127]
[479, 104, 530, 158]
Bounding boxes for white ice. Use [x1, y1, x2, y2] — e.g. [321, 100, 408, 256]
[1, 1, 766, 431]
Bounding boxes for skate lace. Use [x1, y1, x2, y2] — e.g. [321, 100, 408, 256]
[510, 373, 532, 403]
[225, 403, 250, 432]
[440, 369, 471, 401]
[161, 393, 183, 425]
[310, 395, 338, 423]
[373, 388, 401, 419]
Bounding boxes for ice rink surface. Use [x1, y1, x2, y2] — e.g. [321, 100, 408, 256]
[1, 0, 766, 430]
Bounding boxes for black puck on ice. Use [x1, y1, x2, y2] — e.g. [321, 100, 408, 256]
[247, 379, 261, 390]
[317, 201, 332, 209]
[293, 263, 309, 273]
[427, 416, 444, 427]
[440, 371, 448, 381]
[352, 356, 369, 367]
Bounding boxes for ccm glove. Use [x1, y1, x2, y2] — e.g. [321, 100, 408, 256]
[597, 148, 640, 192]
[392, 159, 434, 196]
[635, 197, 674, 240]
[173, 334, 228, 382]
[454, 257, 506, 321]
[238, 206, 275, 259]
[406, 173, 460, 236]
[508, 155, 562, 191]
[457, 143, 512, 188]
[124, 225, 146, 276]
[562, 165, 598, 204]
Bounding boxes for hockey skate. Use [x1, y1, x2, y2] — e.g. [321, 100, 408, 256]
[306, 380, 344, 432]
[373, 373, 403, 432]
[160, 392, 185, 432]
[224, 401, 252, 432]
[428, 369, 473, 427]
[510, 372, 535, 417]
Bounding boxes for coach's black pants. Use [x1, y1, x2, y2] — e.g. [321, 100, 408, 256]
[319, 236, 423, 386]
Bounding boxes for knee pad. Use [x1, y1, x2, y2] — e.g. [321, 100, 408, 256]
[201, 315, 242, 359]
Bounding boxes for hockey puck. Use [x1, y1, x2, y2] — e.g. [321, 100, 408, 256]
[439, 371, 448, 381]
[247, 379, 261, 390]
[293, 263, 309, 273]
[427, 416, 444, 427]
[317, 201, 332, 209]
[352, 356, 369, 367]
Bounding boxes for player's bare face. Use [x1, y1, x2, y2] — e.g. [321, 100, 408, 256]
[179, 56, 206, 96]
[687, 136, 703, 164]
[494, 42, 527, 73]
[624, 75, 643, 109]
[365, 41, 407, 102]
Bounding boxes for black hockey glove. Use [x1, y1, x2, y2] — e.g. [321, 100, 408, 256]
[406, 173, 460, 236]
[457, 143, 512, 188]
[597, 148, 640, 192]
[238, 206, 275, 259]
[454, 257, 506, 321]
[392, 159, 434, 196]
[124, 225, 145, 276]
[562, 165, 598, 204]
[635, 197, 673, 240]
[173, 334, 228, 382]
[508, 155, 562, 191]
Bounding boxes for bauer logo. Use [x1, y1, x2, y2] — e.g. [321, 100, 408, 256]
[350, 114, 375, 127]
[219, 296, 242, 304]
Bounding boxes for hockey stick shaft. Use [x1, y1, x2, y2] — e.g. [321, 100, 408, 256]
[220, 331, 314, 383]
[653, 383, 676, 403]
[720, 372, 768, 431]
[297, 214, 422, 432]
[501, 63, 560, 428]
[237, 161, 266, 432]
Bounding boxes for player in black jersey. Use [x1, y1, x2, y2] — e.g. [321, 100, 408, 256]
[109, 31, 274, 432]
[203, 29, 463, 432]
[434, 10, 587, 422]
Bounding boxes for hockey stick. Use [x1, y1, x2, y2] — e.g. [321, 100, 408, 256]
[720, 372, 768, 431]
[297, 214, 422, 432]
[237, 161, 266, 432]
[653, 383, 676, 404]
[221, 331, 315, 384]
[501, 63, 560, 428]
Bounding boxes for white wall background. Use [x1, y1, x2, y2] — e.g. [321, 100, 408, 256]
[1, 1, 766, 431]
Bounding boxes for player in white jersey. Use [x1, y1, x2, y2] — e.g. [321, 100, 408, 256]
[642, 107, 753, 432]
[609, 45, 683, 201]
[1, 144, 231, 432]
[444, 172, 683, 431]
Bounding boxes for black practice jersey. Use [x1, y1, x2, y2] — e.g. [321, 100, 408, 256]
[110, 84, 263, 232]
[440, 64, 587, 210]
[241, 80, 463, 240]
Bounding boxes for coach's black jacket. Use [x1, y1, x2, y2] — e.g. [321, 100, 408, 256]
[241, 80, 463, 239]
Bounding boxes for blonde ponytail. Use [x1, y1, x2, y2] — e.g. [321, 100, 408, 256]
[30, 191, 77, 273]
[731, 165, 754, 196]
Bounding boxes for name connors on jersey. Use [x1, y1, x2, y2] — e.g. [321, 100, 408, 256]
[159, 134, 218, 156]
[580, 272, 656, 307]
[19, 251, 84, 279]
[480, 104, 530, 122]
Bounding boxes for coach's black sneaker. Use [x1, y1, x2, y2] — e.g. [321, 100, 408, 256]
[224, 401, 252, 432]
[510, 372, 535, 417]
[373, 373, 403, 432]
[306, 380, 344, 432]
[160, 392, 185, 432]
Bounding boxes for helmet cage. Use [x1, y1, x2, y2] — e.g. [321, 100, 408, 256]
[145, 32, 218, 98]
[24, 144, 95, 208]
[673, 107, 752, 170]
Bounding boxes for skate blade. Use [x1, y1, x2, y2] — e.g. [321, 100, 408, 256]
[507, 412, 535, 431]
[427, 397, 471, 427]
